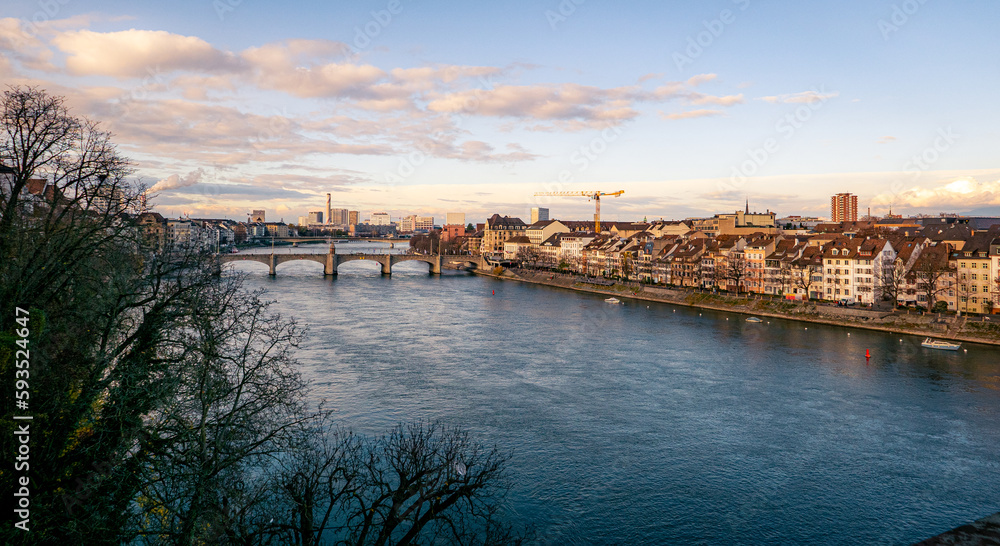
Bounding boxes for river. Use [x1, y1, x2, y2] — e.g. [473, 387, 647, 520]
[230, 242, 1000, 544]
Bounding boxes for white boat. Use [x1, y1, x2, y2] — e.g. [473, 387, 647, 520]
[745, 317, 763, 323]
[921, 338, 961, 351]
[605, 297, 621, 304]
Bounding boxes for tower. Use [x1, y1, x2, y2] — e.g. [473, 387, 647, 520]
[326, 193, 332, 225]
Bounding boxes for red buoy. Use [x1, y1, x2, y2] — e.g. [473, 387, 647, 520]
[865, 349, 870, 359]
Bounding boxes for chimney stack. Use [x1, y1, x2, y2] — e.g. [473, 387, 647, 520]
[326, 193, 331, 225]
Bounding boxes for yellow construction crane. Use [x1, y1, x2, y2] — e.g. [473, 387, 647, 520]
[533, 190, 625, 233]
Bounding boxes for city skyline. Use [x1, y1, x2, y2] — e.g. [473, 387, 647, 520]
[3, 1, 999, 222]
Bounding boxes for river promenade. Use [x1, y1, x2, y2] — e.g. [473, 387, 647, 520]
[475, 268, 1000, 347]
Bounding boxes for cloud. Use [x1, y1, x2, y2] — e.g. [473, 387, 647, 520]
[685, 74, 717, 86]
[149, 168, 205, 192]
[760, 90, 839, 104]
[426, 83, 642, 127]
[688, 93, 744, 106]
[877, 136, 897, 144]
[660, 109, 724, 121]
[896, 178, 1000, 208]
[52, 29, 243, 78]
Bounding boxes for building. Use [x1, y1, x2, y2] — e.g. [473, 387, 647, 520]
[415, 216, 434, 232]
[371, 212, 391, 226]
[250, 209, 265, 223]
[441, 224, 467, 242]
[831, 193, 858, 222]
[446, 212, 466, 226]
[349, 211, 359, 225]
[328, 208, 349, 225]
[481, 214, 527, 256]
[307, 211, 324, 225]
[531, 207, 549, 224]
[525, 220, 570, 245]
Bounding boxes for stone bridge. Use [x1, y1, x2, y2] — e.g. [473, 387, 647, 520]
[217, 252, 485, 276]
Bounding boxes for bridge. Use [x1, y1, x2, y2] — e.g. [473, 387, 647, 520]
[217, 250, 486, 276]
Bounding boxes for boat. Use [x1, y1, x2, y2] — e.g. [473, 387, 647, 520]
[921, 338, 961, 351]
[605, 297, 621, 304]
[745, 317, 763, 323]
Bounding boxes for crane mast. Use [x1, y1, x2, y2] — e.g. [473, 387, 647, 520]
[532, 190, 624, 233]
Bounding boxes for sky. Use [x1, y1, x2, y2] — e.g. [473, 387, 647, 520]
[3, 0, 1000, 224]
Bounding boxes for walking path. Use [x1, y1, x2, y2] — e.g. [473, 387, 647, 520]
[476, 269, 1000, 347]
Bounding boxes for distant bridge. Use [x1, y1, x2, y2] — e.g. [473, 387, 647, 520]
[264, 236, 410, 243]
[218, 251, 486, 276]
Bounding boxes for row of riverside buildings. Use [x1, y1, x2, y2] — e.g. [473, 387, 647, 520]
[470, 211, 1000, 315]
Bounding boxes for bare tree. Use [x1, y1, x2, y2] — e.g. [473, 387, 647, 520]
[794, 264, 819, 300]
[877, 255, 907, 306]
[347, 422, 522, 546]
[0, 87, 523, 546]
[727, 253, 748, 294]
[913, 247, 952, 311]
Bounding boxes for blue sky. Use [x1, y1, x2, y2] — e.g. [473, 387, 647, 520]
[3, 0, 999, 223]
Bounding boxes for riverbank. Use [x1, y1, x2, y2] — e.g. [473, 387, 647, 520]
[474, 268, 1000, 347]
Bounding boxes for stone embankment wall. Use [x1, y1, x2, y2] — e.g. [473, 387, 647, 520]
[480, 269, 1000, 346]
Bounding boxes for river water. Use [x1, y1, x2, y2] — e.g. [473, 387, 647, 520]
[231, 242, 1000, 544]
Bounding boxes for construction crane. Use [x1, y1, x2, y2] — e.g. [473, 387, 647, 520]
[533, 190, 624, 233]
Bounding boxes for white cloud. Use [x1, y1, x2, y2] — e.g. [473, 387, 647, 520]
[896, 178, 1000, 208]
[760, 90, 839, 104]
[660, 109, 723, 120]
[52, 29, 243, 78]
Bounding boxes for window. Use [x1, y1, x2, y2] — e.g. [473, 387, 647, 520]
[844, 290, 850, 295]
[972, 263, 978, 268]
[972, 274, 978, 280]
[961, 296, 967, 303]
[826, 288, 832, 294]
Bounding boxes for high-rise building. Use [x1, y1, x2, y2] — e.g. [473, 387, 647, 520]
[349, 210, 359, 225]
[831, 193, 858, 222]
[307, 211, 324, 224]
[329, 208, 348, 224]
[446, 212, 466, 226]
[371, 212, 391, 226]
[250, 209, 265, 223]
[326, 194, 331, 225]
[531, 207, 549, 224]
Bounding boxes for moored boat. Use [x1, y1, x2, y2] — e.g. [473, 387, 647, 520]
[605, 297, 621, 304]
[921, 338, 961, 351]
[746, 317, 763, 323]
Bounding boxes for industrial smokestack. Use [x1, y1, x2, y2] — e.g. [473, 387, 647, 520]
[326, 193, 331, 225]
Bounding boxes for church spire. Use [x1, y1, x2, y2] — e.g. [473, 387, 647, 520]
[745, 198, 749, 214]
